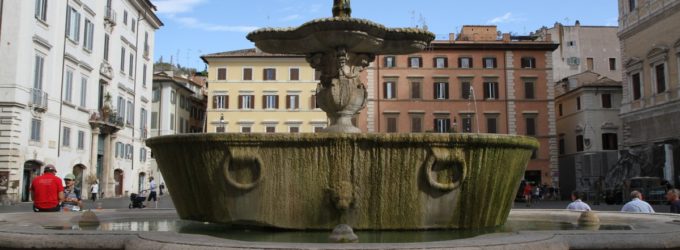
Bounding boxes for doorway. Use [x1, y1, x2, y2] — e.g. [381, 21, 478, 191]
[114, 169, 123, 197]
[138, 172, 146, 193]
[21, 160, 42, 202]
[524, 170, 542, 186]
[72, 164, 86, 191]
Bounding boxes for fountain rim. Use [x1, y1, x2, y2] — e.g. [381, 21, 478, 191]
[145, 133, 539, 150]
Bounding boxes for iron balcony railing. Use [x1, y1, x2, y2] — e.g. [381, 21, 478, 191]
[30, 88, 48, 111]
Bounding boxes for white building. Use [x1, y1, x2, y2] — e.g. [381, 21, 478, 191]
[0, 0, 162, 203]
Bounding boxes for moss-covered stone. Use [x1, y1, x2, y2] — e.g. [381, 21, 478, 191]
[146, 133, 537, 230]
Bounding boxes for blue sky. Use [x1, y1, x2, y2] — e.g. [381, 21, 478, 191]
[151, 0, 619, 70]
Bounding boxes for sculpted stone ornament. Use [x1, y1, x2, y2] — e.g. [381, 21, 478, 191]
[247, 1, 434, 132]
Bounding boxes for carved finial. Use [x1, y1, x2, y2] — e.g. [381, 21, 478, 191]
[332, 0, 351, 18]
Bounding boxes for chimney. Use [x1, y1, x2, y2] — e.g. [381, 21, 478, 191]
[502, 33, 511, 42]
[449, 33, 456, 42]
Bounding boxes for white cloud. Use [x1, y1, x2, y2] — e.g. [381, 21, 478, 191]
[154, 0, 206, 15]
[487, 12, 525, 24]
[173, 16, 258, 33]
[280, 14, 302, 22]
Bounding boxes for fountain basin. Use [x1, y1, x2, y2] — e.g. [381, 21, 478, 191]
[146, 133, 537, 230]
[247, 17, 434, 55]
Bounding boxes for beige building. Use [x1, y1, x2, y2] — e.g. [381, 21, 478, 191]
[201, 49, 327, 133]
[555, 71, 622, 199]
[618, 0, 680, 186]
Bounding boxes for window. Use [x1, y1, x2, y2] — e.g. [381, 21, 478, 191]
[386, 117, 397, 133]
[143, 32, 149, 57]
[170, 114, 175, 130]
[524, 81, 535, 99]
[35, 0, 47, 21]
[239, 95, 254, 109]
[576, 135, 584, 152]
[567, 41, 575, 47]
[408, 57, 422, 68]
[525, 117, 536, 136]
[487, 117, 497, 133]
[66, 6, 80, 42]
[483, 57, 497, 69]
[104, 34, 110, 61]
[62, 127, 71, 147]
[77, 131, 85, 150]
[243, 68, 252, 80]
[140, 148, 147, 162]
[576, 96, 581, 110]
[179, 117, 184, 133]
[179, 95, 185, 109]
[64, 69, 73, 102]
[531, 149, 538, 159]
[266, 126, 276, 133]
[120, 47, 126, 73]
[263, 68, 276, 80]
[131, 19, 136, 33]
[558, 103, 563, 116]
[411, 116, 422, 133]
[217, 68, 227, 80]
[83, 19, 94, 51]
[521, 57, 536, 69]
[263, 95, 278, 109]
[434, 57, 448, 68]
[384, 56, 396, 68]
[631, 73, 642, 100]
[609, 58, 617, 70]
[410, 81, 421, 99]
[126, 144, 133, 159]
[286, 95, 299, 110]
[314, 127, 324, 133]
[216, 126, 225, 133]
[483, 81, 499, 100]
[602, 94, 612, 108]
[30, 119, 41, 142]
[126, 100, 133, 125]
[629, 0, 636, 12]
[129, 54, 134, 76]
[290, 68, 300, 81]
[434, 82, 449, 100]
[80, 76, 87, 107]
[586, 57, 594, 71]
[170, 91, 176, 104]
[559, 137, 565, 155]
[384, 81, 396, 99]
[140, 108, 148, 138]
[152, 88, 160, 102]
[654, 63, 666, 93]
[459, 57, 472, 68]
[311, 95, 319, 109]
[602, 133, 618, 150]
[33, 54, 44, 90]
[461, 81, 471, 99]
[241, 126, 253, 133]
[288, 127, 299, 133]
[123, 10, 128, 25]
[462, 116, 473, 133]
[213, 95, 228, 109]
[151, 111, 158, 129]
[117, 97, 125, 117]
[434, 118, 450, 133]
[142, 65, 147, 87]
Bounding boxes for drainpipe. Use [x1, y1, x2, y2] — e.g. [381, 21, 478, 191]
[130, 12, 144, 173]
[57, 3, 70, 157]
[376, 55, 381, 132]
[0, 0, 4, 42]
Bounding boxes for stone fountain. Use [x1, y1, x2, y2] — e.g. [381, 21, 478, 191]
[146, 0, 538, 230]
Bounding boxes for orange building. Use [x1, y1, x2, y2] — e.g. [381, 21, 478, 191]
[360, 26, 560, 185]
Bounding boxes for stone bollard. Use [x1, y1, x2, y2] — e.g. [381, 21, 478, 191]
[577, 211, 600, 230]
[329, 224, 358, 243]
[78, 210, 101, 229]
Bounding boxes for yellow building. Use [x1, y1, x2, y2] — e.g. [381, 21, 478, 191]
[201, 49, 328, 133]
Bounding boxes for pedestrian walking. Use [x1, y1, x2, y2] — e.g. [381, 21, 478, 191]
[146, 177, 157, 208]
[30, 165, 64, 212]
[90, 180, 99, 202]
[159, 182, 165, 196]
[621, 190, 655, 213]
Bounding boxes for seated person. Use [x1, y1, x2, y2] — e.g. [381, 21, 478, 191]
[621, 190, 655, 213]
[62, 173, 83, 211]
[566, 190, 591, 211]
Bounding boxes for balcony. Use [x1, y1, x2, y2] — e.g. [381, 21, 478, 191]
[104, 7, 117, 26]
[88, 109, 124, 134]
[29, 88, 48, 112]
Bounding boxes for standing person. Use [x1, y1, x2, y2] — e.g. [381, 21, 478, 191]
[90, 180, 99, 202]
[147, 176, 157, 208]
[30, 164, 64, 212]
[621, 190, 655, 213]
[566, 190, 592, 211]
[523, 182, 533, 207]
[159, 182, 165, 196]
[532, 185, 541, 203]
[667, 189, 680, 214]
[62, 173, 82, 211]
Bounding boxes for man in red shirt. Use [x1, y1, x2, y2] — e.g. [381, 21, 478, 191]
[31, 164, 64, 212]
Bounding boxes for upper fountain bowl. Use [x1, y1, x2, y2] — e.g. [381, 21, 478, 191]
[247, 17, 435, 55]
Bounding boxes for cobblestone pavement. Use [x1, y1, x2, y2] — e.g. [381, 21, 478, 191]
[0, 194, 175, 213]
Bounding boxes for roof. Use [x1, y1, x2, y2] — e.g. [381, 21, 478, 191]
[153, 72, 200, 92]
[429, 40, 559, 51]
[556, 71, 622, 98]
[201, 48, 304, 63]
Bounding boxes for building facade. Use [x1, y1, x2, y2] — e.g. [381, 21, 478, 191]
[536, 22, 621, 82]
[618, 0, 680, 186]
[201, 49, 327, 133]
[555, 71, 622, 199]
[361, 26, 560, 186]
[0, 0, 162, 203]
[151, 71, 207, 137]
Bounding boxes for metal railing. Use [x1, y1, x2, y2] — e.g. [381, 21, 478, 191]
[30, 88, 48, 111]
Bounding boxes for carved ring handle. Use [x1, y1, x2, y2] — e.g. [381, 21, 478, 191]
[224, 149, 263, 190]
[426, 148, 466, 191]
